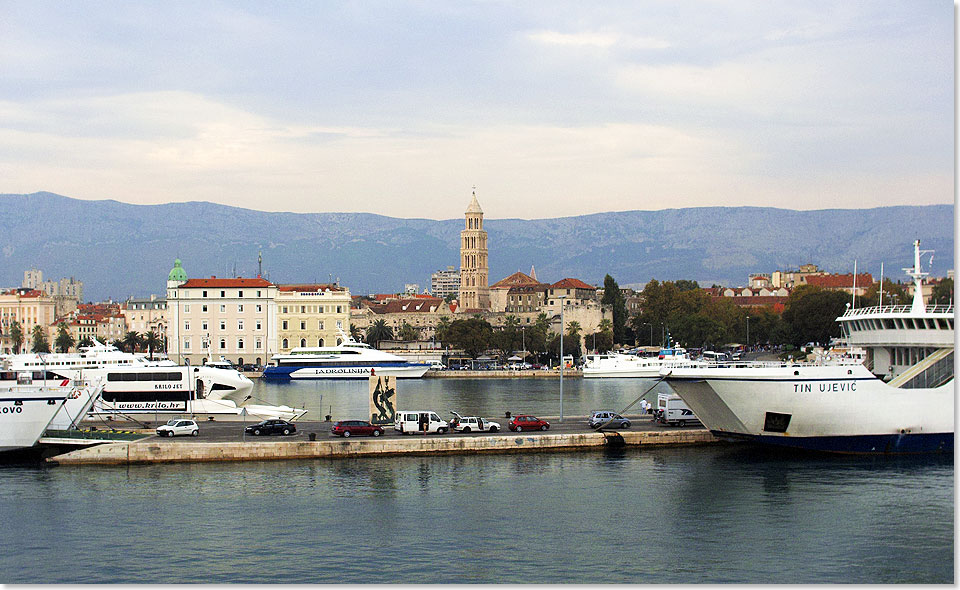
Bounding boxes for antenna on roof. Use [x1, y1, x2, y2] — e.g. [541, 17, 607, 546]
[257, 249, 263, 278]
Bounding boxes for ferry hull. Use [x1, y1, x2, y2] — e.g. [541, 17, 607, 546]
[263, 364, 430, 380]
[665, 364, 954, 455]
[0, 392, 68, 453]
[713, 430, 953, 454]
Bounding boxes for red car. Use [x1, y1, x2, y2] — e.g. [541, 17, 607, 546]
[508, 415, 550, 432]
[331, 420, 384, 438]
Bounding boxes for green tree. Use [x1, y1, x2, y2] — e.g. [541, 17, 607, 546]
[780, 285, 850, 347]
[443, 292, 457, 303]
[77, 336, 94, 348]
[397, 321, 421, 341]
[565, 320, 582, 339]
[349, 324, 363, 341]
[931, 278, 954, 305]
[859, 278, 908, 308]
[122, 331, 141, 354]
[142, 330, 161, 360]
[445, 318, 493, 358]
[365, 319, 394, 349]
[54, 322, 75, 353]
[601, 275, 627, 345]
[547, 332, 582, 362]
[674, 279, 700, 292]
[435, 316, 452, 344]
[111, 338, 124, 350]
[9, 320, 24, 354]
[31, 325, 50, 353]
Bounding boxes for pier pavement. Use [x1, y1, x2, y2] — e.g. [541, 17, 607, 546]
[46, 413, 719, 465]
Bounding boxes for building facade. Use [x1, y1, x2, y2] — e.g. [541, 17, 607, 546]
[276, 284, 352, 352]
[431, 266, 460, 299]
[0, 288, 58, 354]
[165, 259, 278, 366]
[121, 295, 169, 344]
[458, 191, 490, 312]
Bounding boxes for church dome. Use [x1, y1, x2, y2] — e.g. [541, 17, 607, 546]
[168, 258, 188, 282]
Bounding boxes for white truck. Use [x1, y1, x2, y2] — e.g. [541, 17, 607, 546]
[394, 411, 450, 434]
[655, 393, 701, 426]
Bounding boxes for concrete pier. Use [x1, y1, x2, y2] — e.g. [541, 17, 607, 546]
[47, 428, 718, 465]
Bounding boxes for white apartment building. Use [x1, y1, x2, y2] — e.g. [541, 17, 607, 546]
[276, 284, 352, 352]
[431, 266, 460, 299]
[166, 260, 277, 366]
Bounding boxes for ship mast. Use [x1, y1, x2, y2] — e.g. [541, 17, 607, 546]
[904, 239, 934, 314]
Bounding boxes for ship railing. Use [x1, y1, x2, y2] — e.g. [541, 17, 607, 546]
[841, 304, 954, 317]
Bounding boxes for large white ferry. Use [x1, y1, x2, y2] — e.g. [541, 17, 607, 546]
[2, 348, 306, 422]
[583, 347, 700, 378]
[263, 334, 430, 380]
[0, 376, 106, 453]
[662, 241, 954, 454]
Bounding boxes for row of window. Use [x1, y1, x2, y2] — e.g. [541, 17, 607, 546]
[185, 320, 262, 331]
[195, 290, 263, 298]
[279, 305, 346, 314]
[182, 304, 262, 313]
[280, 320, 344, 331]
[107, 371, 184, 382]
[281, 338, 344, 349]
[183, 338, 262, 351]
[843, 316, 954, 334]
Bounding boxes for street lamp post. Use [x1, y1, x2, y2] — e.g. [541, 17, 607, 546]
[558, 295, 566, 423]
[521, 327, 525, 364]
[746, 316, 750, 350]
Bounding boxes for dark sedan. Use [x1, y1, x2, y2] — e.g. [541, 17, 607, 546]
[331, 420, 384, 438]
[245, 419, 297, 436]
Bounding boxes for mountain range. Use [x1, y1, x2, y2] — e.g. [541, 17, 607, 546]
[0, 192, 953, 302]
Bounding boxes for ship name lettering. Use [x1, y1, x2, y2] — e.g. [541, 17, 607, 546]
[1, 406, 23, 414]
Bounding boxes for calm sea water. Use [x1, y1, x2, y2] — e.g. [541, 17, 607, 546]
[0, 379, 953, 584]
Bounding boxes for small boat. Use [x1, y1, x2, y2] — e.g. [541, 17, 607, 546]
[583, 347, 701, 378]
[662, 240, 954, 454]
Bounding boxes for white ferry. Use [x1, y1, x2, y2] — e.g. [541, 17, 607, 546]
[263, 333, 430, 380]
[583, 347, 701, 378]
[662, 240, 954, 454]
[0, 376, 106, 453]
[4, 340, 176, 374]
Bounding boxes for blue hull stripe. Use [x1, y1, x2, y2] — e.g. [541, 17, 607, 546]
[712, 430, 954, 454]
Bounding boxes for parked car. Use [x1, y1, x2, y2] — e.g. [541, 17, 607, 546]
[588, 410, 631, 429]
[449, 411, 501, 432]
[331, 420, 384, 437]
[394, 411, 450, 434]
[156, 418, 199, 437]
[245, 419, 297, 436]
[428, 361, 446, 370]
[508, 415, 550, 432]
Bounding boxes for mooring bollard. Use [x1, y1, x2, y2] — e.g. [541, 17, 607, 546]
[309, 432, 317, 441]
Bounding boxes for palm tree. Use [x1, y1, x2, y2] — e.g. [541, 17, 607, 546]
[597, 318, 613, 334]
[349, 324, 363, 342]
[77, 336, 94, 348]
[566, 321, 582, 338]
[398, 321, 421, 342]
[31, 325, 50, 353]
[9, 321, 24, 354]
[55, 322, 75, 353]
[122, 330, 141, 354]
[365, 319, 394, 349]
[142, 331, 161, 360]
[435, 316, 451, 344]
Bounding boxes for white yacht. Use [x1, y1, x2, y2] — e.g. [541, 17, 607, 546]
[0, 376, 106, 453]
[3, 339, 176, 373]
[583, 347, 700, 378]
[662, 240, 954, 454]
[264, 332, 430, 380]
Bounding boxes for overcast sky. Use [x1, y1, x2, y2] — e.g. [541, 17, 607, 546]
[0, 1, 953, 219]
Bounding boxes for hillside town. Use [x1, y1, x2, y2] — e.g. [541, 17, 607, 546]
[0, 193, 953, 367]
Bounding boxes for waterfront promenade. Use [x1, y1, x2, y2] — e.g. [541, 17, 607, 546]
[47, 414, 717, 465]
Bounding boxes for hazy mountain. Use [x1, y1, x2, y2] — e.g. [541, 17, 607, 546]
[0, 192, 953, 302]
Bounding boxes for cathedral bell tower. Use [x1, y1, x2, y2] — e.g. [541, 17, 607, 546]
[458, 190, 490, 311]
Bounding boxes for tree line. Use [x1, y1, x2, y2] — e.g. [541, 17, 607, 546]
[3, 320, 165, 357]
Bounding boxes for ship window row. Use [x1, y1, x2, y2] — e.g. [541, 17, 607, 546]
[892, 347, 938, 367]
[845, 317, 953, 333]
[107, 371, 184, 382]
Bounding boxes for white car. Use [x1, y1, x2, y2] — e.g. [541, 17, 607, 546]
[449, 412, 501, 433]
[156, 419, 199, 437]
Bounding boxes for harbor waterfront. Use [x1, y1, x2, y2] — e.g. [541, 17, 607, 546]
[0, 444, 952, 583]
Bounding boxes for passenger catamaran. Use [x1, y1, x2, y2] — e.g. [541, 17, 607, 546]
[263, 330, 429, 380]
[583, 347, 701, 378]
[662, 240, 954, 454]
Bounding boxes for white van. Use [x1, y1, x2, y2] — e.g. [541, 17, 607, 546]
[394, 411, 450, 434]
[655, 393, 700, 426]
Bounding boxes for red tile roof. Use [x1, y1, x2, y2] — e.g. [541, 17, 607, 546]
[368, 298, 445, 314]
[491, 271, 540, 289]
[550, 278, 596, 290]
[179, 277, 274, 288]
[277, 283, 345, 292]
[805, 273, 873, 289]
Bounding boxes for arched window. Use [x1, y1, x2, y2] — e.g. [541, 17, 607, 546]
[300, 338, 307, 348]
[318, 338, 324, 347]
[282, 338, 288, 349]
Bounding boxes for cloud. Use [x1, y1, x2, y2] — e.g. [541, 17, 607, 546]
[527, 30, 670, 50]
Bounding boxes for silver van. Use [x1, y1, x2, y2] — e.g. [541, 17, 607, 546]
[394, 411, 449, 434]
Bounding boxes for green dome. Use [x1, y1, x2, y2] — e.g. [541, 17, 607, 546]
[168, 258, 188, 282]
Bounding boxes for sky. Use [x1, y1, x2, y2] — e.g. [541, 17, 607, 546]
[0, 1, 953, 219]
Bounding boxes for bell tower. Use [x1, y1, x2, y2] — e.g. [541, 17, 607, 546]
[458, 189, 490, 311]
